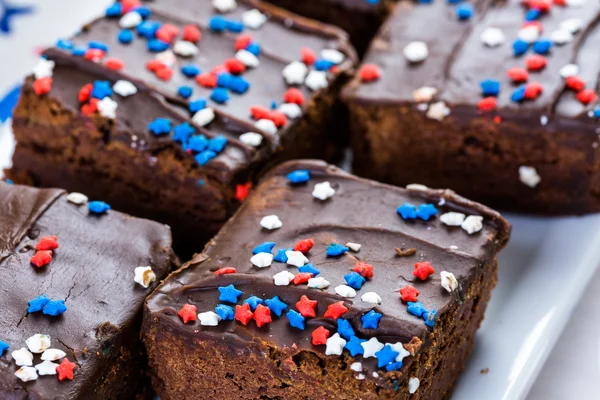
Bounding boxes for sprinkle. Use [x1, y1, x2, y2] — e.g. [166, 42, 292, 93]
[214, 267, 236, 275]
[56, 358, 76, 381]
[325, 333, 347, 356]
[440, 271, 459, 292]
[565, 76, 585, 91]
[111, 81, 137, 98]
[305, 70, 329, 91]
[334, 285, 357, 298]
[532, 39, 552, 54]
[388, 342, 411, 363]
[192, 108, 215, 127]
[577, 90, 597, 105]
[287, 310, 305, 329]
[359, 64, 381, 82]
[478, 97, 497, 112]
[178, 304, 197, 323]
[361, 310, 382, 329]
[480, 27, 505, 47]
[462, 215, 484, 234]
[326, 243, 349, 257]
[526, 55, 547, 71]
[416, 204, 438, 221]
[252, 242, 276, 255]
[550, 29, 573, 45]
[30, 250, 52, 268]
[293, 239, 314, 253]
[234, 303, 254, 325]
[15, 366, 38, 382]
[197, 311, 221, 327]
[134, 266, 156, 288]
[480, 79, 500, 96]
[210, 88, 230, 104]
[209, 16, 228, 32]
[36, 236, 58, 251]
[215, 304, 235, 320]
[242, 9, 267, 29]
[12, 348, 33, 366]
[311, 326, 330, 345]
[218, 284, 243, 303]
[361, 292, 382, 305]
[519, 165, 541, 188]
[560, 18, 583, 34]
[0, 341, 8, 356]
[98, 97, 118, 119]
[42, 300, 67, 317]
[426, 101, 450, 120]
[242, 296, 263, 312]
[409, 377, 420, 394]
[335, 318, 355, 340]
[298, 263, 320, 276]
[321, 48, 346, 65]
[213, 0, 237, 12]
[250, 252, 273, 268]
[397, 203, 417, 219]
[235, 49, 259, 68]
[344, 272, 366, 290]
[412, 86, 437, 103]
[375, 345, 400, 369]
[324, 301, 348, 320]
[33, 78, 52, 96]
[293, 275, 312, 285]
[350, 362, 363, 372]
[35, 360, 59, 376]
[273, 270, 295, 286]
[148, 118, 171, 136]
[118, 29, 134, 44]
[26, 334, 51, 353]
[456, 3, 474, 19]
[312, 181, 336, 200]
[278, 104, 302, 120]
[342, 243, 360, 253]
[403, 41, 428, 63]
[361, 337, 384, 358]
[345, 336, 366, 356]
[119, 11, 142, 28]
[307, 277, 330, 289]
[255, 119, 277, 134]
[32, 58, 55, 79]
[400, 286, 420, 302]
[253, 305, 272, 327]
[507, 67, 529, 83]
[246, 42, 261, 56]
[182, 24, 201, 42]
[284, 251, 307, 268]
[106, 58, 125, 72]
[518, 25, 540, 44]
[239, 132, 263, 147]
[512, 39, 529, 56]
[287, 169, 310, 184]
[413, 261, 435, 280]
[105, 3, 123, 17]
[440, 212, 466, 226]
[260, 215, 282, 230]
[407, 301, 428, 318]
[424, 309, 437, 327]
[265, 296, 288, 317]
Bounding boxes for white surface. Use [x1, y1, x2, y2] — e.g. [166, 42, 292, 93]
[1, 1, 600, 399]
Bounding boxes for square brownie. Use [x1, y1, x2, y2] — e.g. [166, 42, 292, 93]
[142, 160, 510, 399]
[6, 0, 356, 256]
[0, 182, 177, 399]
[343, 0, 600, 214]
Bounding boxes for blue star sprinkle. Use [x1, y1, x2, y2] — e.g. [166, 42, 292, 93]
[344, 272, 366, 290]
[511, 85, 526, 103]
[91, 81, 112, 99]
[218, 285, 243, 303]
[407, 301, 428, 317]
[42, 300, 67, 316]
[209, 16, 228, 32]
[314, 59, 334, 71]
[532, 39, 552, 55]
[344, 336, 366, 356]
[287, 310, 305, 330]
[208, 136, 228, 153]
[456, 3, 474, 20]
[416, 204, 438, 221]
[88, 41, 109, 52]
[189, 98, 207, 113]
[215, 304, 234, 321]
[227, 20, 244, 33]
[229, 76, 250, 94]
[0, 340, 9, 356]
[133, 6, 151, 18]
[181, 64, 201, 78]
[195, 150, 217, 166]
[265, 296, 287, 317]
[423, 309, 437, 328]
[246, 42, 261, 56]
[593, 108, 600, 118]
[72, 47, 87, 57]
[397, 203, 417, 220]
[480, 79, 500, 96]
[137, 20, 161, 38]
[252, 242, 276, 254]
[361, 310, 383, 329]
[178, 86, 193, 99]
[326, 243, 349, 257]
[0, 1, 33, 34]
[173, 122, 195, 143]
[188, 135, 208, 152]
[298, 263, 320, 277]
[375, 345, 400, 368]
[149, 118, 172, 136]
[287, 170, 310, 184]
[337, 318, 355, 340]
[512, 39, 529, 56]
[525, 8, 540, 21]
[105, 3, 122, 17]
[88, 201, 111, 214]
[28, 294, 50, 313]
[242, 296, 264, 311]
[273, 248, 292, 263]
[210, 88, 230, 104]
[148, 39, 169, 52]
[56, 39, 73, 50]
[386, 361, 403, 372]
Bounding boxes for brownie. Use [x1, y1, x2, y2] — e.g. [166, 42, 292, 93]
[0, 182, 177, 399]
[142, 160, 510, 399]
[265, 0, 395, 56]
[342, 0, 600, 214]
[6, 0, 357, 256]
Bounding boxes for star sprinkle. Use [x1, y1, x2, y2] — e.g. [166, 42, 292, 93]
[251, 252, 273, 268]
[344, 272, 366, 290]
[413, 86, 437, 102]
[311, 326, 330, 345]
[88, 200, 111, 214]
[242, 9, 267, 29]
[12, 348, 33, 366]
[305, 70, 328, 91]
[273, 248, 292, 263]
[66, 192, 88, 205]
[178, 304, 198, 324]
[293, 238, 314, 253]
[98, 97, 118, 119]
[28, 294, 50, 312]
[424, 310, 437, 327]
[192, 108, 215, 127]
[15, 366, 38, 382]
[407, 302, 428, 317]
[440, 271, 459, 292]
[408, 377, 420, 394]
[26, 334, 51, 354]
[440, 212, 466, 226]
[345, 336, 366, 356]
[361, 292, 382, 305]
[397, 203, 417, 219]
[325, 333, 347, 356]
[324, 301, 348, 320]
[415, 204, 438, 221]
[239, 132, 263, 147]
[361, 310, 383, 329]
[35, 360, 59, 376]
[480, 27, 505, 47]
[273, 270, 295, 286]
[287, 170, 310, 184]
[400, 285, 420, 302]
[462, 215, 484, 234]
[31, 250, 52, 268]
[375, 345, 400, 369]
[134, 266, 156, 288]
[335, 285, 357, 298]
[403, 41, 428, 63]
[282, 61, 308, 85]
[253, 305, 272, 327]
[254, 119, 277, 134]
[312, 181, 335, 200]
[361, 337, 384, 358]
[43, 300, 67, 317]
[413, 262, 435, 280]
[326, 243, 349, 257]
[260, 215, 282, 230]
[56, 358, 76, 381]
[296, 295, 318, 318]
[336, 318, 355, 341]
[0, 340, 8, 356]
[265, 296, 287, 317]
[308, 277, 330, 289]
[359, 64, 381, 82]
[279, 103, 302, 119]
[287, 310, 305, 329]
[33, 58, 55, 79]
[298, 263, 320, 276]
[426, 101, 451, 120]
[218, 284, 243, 303]
[242, 296, 263, 311]
[113, 80, 137, 97]
[214, 267, 236, 276]
[519, 166, 541, 188]
[215, 304, 234, 321]
[235, 303, 254, 325]
[285, 250, 309, 267]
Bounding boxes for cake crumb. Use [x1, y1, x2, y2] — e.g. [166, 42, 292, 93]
[480, 368, 489, 374]
[395, 247, 417, 257]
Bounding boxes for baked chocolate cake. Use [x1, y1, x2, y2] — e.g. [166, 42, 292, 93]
[266, 0, 395, 56]
[6, 0, 356, 256]
[343, 0, 600, 214]
[142, 160, 510, 399]
[0, 181, 177, 399]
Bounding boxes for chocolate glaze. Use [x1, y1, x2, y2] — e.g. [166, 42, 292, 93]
[343, 0, 599, 131]
[146, 160, 510, 381]
[0, 182, 175, 399]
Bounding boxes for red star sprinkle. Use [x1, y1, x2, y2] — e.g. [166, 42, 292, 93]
[146, 59, 166, 72]
[524, 81, 543, 100]
[311, 326, 330, 346]
[400, 285, 420, 302]
[359, 64, 381, 82]
[301, 47, 317, 65]
[527, 0, 552, 12]
[478, 97, 497, 112]
[526, 55, 547, 72]
[31, 250, 53, 268]
[296, 295, 318, 317]
[224, 58, 246, 75]
[413, 261, 435, 280]
[214, 267, 237, 275]
[506, 67, 529, 83]
[78, 84, 93, 103]
[235, 34, 253, 51]
[521, 21, 543, 32]
[121, 0, 141, 13]
[105, 58, 125, 71]
[250, 105, 271, 120]
[156, 24, 180, 44]
[155, 67, 174, 82]
[293, 238, 314, 253]
[33, 78, 53, 96]
[183, 25, 201, 43]
[56, 358, 76, 381]
[283, 88, 305, 106]
[178, 304, 197, 324]
[565, 76, 585, 92]
[268, 110, 287, 128]
[195, 73, 218, 88]
[323, 301, 348, 320]
[292, 273, 313, 285]
[553, 0, 566, 5]
[577, 90, 597, 105]
[253, 304, 272, 327]
[84, 48, 105, 62]
[211, 65, 227, 75]
[235, 182, 252, 202]
[36, 236, 59, 251]
[235, 303, 254, 325]
[353, 262, 374, 279]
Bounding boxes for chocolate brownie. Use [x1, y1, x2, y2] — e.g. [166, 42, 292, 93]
[142, 160, 510, 399]
[343, 0, 600, 214]
[265, 0, 395, 56]
[0, 181, 177, 399]
[6, 0, 356, 256]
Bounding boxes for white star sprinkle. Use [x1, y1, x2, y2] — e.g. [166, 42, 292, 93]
[312, 181, 335, 200]
[361, 292, 382, 305]
[361, 337, 384, 358]
[551, 29, 573, 45]
[26, 334, 51, 354]
[173, 41, 198, 57]
[198, 311, 222, 326]
[462, 215, 483, 234]
[325, 333, 347, 356]
[426, 101, 450, 121]
[305, 70, 328, 91]
[518, 26, 540, 43]
[32, 58, 55, 79]
[98, 97, 118, 119]
[388, 342, 411, 362]
[440, 271, 459, 292]
[242, 9, 268, 29]
[14, 366, 38, 382]
[134, 266, 156, 288]
[480, 27, 505, 47]
[255, 119, 278, 135]
[345, 242, 361, 252]
[192, 108, 215, 127]
[155, 49, 176, 67]
[119, 11, 142, 29]
[409, 377, 420, 394]
[334, 285, 356, 298]
[406, 183, 429, 191]
[412, 86, 437, 103]
[560, 18, 583, 34]
[41, 348, 66, 361]
[235, 49, 260, 68]
[11, 348, 33, 366]
[403, 41, 428, 63]
[285, 250, 308, 267]
[440, 212, 466, 227]
[320, 49, 345, 64]
[250, 252, 273, 268]
[519, 166, 541, 188]
[239, 132, 263, 147]
[113, 80, 137, 97]
[273, 270, 295, 286]
[282, 61, 308, 85]
[260, 215, 282, 230]
[307, 277, 330, 289]
[350, 362, 363, 372]
[35, 360, 58, 376]
[278, 103, 303, 119]
[66, 192, 88, 205]
[212, 0, 237, 13]
[559, 64, 579, 78]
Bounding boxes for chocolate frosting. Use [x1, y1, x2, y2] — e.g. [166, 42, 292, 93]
[343, 0, 599, 130]
[0, 182, 175, 399]
[146, 160, 510, 380]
